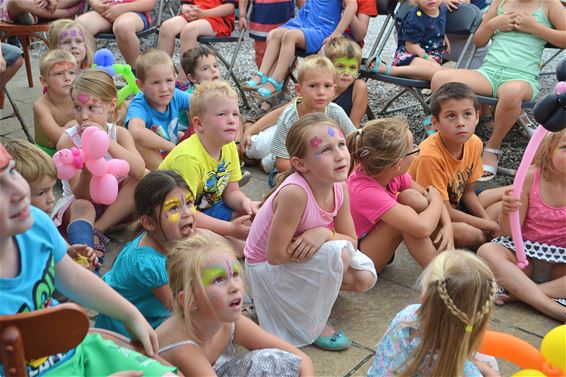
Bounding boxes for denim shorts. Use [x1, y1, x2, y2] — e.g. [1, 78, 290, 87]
[1, 43, 22, 66]
[201, 200, 233, 221]
[136, 12, 150, 31]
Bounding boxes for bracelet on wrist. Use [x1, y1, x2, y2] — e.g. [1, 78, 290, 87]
[329, 228, 336, 240]
[422, 53, 430, 60]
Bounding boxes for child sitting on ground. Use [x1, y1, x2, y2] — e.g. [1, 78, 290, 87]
[478, 129, 566, 322]
[242, 0, 357, 98]
[368, 250, 499, 377]
[55, 70, 146, 264]
[367, 0, 448, 81]
[431, 0, 566, 181]
[0, 142, 176, 376]
[157, 234, 316, 376]
[96, 170, 197, 335]
[77, 0, 155, 67]
[157, 0, 235, 61]
[159, 80, 257, 255]
[347, 118, 453, 272]
[409, 83, 500, 249]
[4, 139, 98, 270]
[176, 45, 220, 136]
[33, 50, 78, 157]
[48, 19, 96, 72]
[245, 113, 377, 350]
[126, 49, 191, 170]
[0, 0, 83, 24]
[240, 42, 365, 173]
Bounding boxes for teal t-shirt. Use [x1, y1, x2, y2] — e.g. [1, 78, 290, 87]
[95, 233, 170, 336]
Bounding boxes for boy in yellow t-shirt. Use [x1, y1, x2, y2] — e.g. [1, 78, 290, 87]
[159, 80, 258, 255]
[409, 83, 500, 250]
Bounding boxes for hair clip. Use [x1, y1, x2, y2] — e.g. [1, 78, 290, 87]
[464, 325, 473, 333]
[357, 128, 363, 135]
[359, 148, 370, 157]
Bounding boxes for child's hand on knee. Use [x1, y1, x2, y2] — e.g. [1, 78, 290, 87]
[287, 227, 331, 262]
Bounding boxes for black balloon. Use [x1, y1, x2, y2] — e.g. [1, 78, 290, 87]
[532, 57, 566, 132]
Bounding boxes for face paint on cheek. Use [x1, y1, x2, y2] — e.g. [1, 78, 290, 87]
[309, 136, 323, 149]
[166, 213, 180, 222]
[333, 57, 359, 78]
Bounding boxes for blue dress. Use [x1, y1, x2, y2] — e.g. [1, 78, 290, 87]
[280, 0, 342, 53]
[394, 5, 447, 66]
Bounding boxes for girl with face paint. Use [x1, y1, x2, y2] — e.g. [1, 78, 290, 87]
[156, 234, 316, 377]
[95, 170, 197, 336]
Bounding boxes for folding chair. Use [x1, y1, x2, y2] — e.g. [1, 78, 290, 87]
[0, 86, 34, 143]
[0, 303, 174, 377]
[360, 1, 483, 116]
[93, 0, 166, 49]
[197, 10, 251, 109]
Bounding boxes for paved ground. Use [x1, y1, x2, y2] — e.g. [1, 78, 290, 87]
[1, 49, 562, 377]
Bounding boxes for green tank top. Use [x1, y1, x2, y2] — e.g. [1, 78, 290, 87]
[481, 0, 552, 78]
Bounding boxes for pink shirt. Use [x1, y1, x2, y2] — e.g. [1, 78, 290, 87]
[522, 168, 566, 247]
[244, 172, 344, 264]
[348, 169, 412, 239]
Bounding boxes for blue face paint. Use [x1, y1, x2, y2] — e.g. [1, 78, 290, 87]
[327, 127, 335, 137]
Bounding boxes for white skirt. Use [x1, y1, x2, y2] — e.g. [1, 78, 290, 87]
[246, 240, 377, 347]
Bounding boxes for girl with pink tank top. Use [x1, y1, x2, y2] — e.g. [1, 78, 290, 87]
[244, 114, 377, 350]
[478, 129, 566, 322]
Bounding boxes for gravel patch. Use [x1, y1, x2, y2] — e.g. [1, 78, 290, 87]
[29, 9, 565, 188]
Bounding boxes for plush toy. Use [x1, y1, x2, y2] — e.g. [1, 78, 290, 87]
[510, 58, 566, 268]
[53, 127, 130, 205]
[92, 48, 140, 107]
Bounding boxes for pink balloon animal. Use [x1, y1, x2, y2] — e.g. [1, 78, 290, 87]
[53, 127, 130, 205]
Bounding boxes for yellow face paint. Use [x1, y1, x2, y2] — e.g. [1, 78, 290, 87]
[333, 57, 359, 78]
[162, 192, 194, 222]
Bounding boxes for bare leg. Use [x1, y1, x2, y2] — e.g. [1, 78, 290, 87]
[373, 58, 442, 81]
[478, 243, 566, 321]
[360, 221, 402, 272]
[258, 29, 305, 92]
[113, 13, 145, 67]
[453, 222, 485, 249]
[482, 81, 533, 174]
[431, 68, 493, 94]
[157, 16, 188, 56]
[134, 144, 163, 171]
[179, 19, 215, 57]
[7, 0, 82, 19]
[252, 28, 286, 84]
[479, 186, 509, 221]
[94, 176, 138, 232]
[76, 11, 112, 35]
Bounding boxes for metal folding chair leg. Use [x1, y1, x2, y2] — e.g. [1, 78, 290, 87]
[0, 86, 34, 143]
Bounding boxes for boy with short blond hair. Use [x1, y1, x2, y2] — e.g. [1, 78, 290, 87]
[4, 139, 98, 269]
[159, 80, 257, 254]
[409, 82, 499, 249]
[33, 49, 77, 157]
[271, 55, 357, 172]
[126, 49, 191, 170]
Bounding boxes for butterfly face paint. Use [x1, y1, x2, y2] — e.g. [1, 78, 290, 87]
[201, 257, 241, 287]
[162, 192, 195, 222]
[333, 57, 359, 79]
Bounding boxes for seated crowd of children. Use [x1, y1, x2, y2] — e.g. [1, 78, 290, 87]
[1, 0, 565, 375]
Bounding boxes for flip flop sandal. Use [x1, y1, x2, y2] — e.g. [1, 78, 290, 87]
[494, 284, 509, 306]
[478, 147, 502, 182]
[242, 71, 268, 91]
[365, 55, 392, 75]
[255, 77, 284, 99]
[93, 229, 109, 264]
[313, 330, 351, 351]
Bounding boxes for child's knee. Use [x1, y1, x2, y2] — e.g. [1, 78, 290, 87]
[70, 199, 96, 219]
[398, 189, 428, 213]
[113, 19, 136, 37]
[454, 224, 485, 248]
[266, 28, 284, 42]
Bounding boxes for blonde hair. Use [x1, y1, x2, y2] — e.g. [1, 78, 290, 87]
[533, 129, 566, 179]
[39, 49, 76, 77]
[346, 118, 410, 177]
[48, 19, 95, 70]
[136, 49, 175, 82]
[189, 80, 238, 120]
[400, 250, 496, 377]
[297, 55, 335, 83]
[71, 70, 118, 123]
[168, 234, 241, 343]
[321, 37, 362, 65]
[3, 140, 57, 183]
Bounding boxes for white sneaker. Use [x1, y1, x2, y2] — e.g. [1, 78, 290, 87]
[260, 154, 276, 174]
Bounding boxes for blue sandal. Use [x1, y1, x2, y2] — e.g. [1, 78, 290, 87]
[242, 71, 268, 91]
[313, 330, 351, 351]
[366, 55, 392, 76]
[256, 76, 284, 99]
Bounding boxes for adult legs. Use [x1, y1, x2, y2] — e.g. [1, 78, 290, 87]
[7, 0, 82, 19]
[76, 11, 112, 36]
[112, 13, 145, 67]
[478, 243, 566, 321]
[157, 16, 187, 56]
